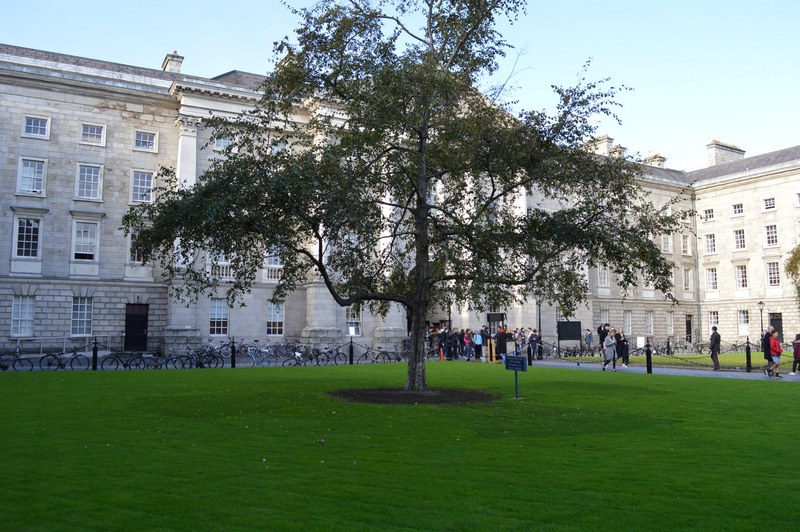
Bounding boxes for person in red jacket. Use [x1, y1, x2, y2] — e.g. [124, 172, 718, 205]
[766, 330, 784, 378]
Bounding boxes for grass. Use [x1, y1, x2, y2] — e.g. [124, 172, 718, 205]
[1, 363, 797, 531]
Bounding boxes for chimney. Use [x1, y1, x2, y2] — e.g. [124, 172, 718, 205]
[588, 134, 614, 156]
[706, 140, 745, 166]
[161, 51, 184, 73]
[644, 154, 667, 168]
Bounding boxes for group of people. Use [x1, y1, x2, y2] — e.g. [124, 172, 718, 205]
[425, 325, 543, 362]
[595, 323, 629, 371]
[760, 326, 800, 379]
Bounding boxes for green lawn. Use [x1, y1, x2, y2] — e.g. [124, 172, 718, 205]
[1, 363, 796, 530]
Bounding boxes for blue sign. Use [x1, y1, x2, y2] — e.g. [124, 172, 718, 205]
[505, 355, 528, 372]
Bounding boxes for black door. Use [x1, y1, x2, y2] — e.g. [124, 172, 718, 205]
[769, 313, 783, 341]
[125, 304, 148, 351]
[685, 315, 693, 343]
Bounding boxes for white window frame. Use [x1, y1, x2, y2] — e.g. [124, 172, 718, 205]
[763, 197, 776, 211]
[735, 264, 748, 289]
[214, 136, 233, 151]
[264, 254, 283, 281]
[598, 266, 610, 288]
[764, 224, 778, 247]
[13, 216, 42, 259]
[623, 310, 632, 335]
[767, 262, 780, 287]
[131, 170, 154, 203]
[22, 115, 50, 140]
[708, 310, 719, 328]
[17, 157, 47, 195]
[661, 235, 672, 253]
[72, 220, 99, 262]
[681, 234, 691, 255]
[71, 296, 93, 337]
[683, 267, 692, 292]
[209, 298, 229, 336]
[79, 122, 106, 146]
[75, 163, 103, 201]
[645, 310, 654, 336]
[733, 229, 746, 250]
[600, 309, 609, 325]
[11, 295, 35, 336]
[706, 268, 718, 291]
[346, 305, 362, 336]
[702, 208, 715, 221]
[737, 310, 749, 336]
[266, 301, 284, 336]
[666, 311, 674, 336]
[129, 232, 144, 264]
[731, 203, 744, 217]
[133, 130, 159, 152]
[704, 234, 716, 254]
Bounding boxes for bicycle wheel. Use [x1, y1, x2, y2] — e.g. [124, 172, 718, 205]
[39, 354, 61, 371]
[70, 354, 91, 371]
[175, 355, 192, 369]
[219, 344, 232, 359]
[331, 351, 347, 365]
[13, 357, 34, 372]
[101, 356, 120, 371]
[140, 356, 158, 370]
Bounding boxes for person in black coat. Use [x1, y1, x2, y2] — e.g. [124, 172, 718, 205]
[761, 326, 774, 371]
[709, 326, 721, 370]
[615, 328, 629, 367]
[494, 325, 508, 361]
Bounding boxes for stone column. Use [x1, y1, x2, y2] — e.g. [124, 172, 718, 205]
[175, 115, 202, 188]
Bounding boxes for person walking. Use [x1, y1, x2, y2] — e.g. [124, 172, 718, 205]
[709, 326, 721, 370]
[584, 329, 593, 353]
[602, 327, 617, 371]
[766, 330, 783, 378]
[762, 325, 775, 373]
[615, 327, 629, 368]
[791, 333, 800, 376]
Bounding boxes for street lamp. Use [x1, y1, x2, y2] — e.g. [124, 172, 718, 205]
[757, 300, 764, 333]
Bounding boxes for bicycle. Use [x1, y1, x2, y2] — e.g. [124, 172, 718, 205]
[357, 347, 387, 364]
[186, 347, 224, 369]
[39, 347, 91, 371]
[1, 348, 34, 372]
[100, 351, 147, 371]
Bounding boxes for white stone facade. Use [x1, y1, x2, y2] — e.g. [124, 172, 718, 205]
[1, 44, 798, 353]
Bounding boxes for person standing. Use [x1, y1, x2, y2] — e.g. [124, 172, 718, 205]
[762, 325, 775, 373]
[440, 327, 450, 360]
[584, 329, 593, 353]
[463, 329, 473, 361]
[615, 328, 629, 368]
[528, 328, 541, 363]
[766, 330, 783, 378]
[709, 326, 721, 370]
[495, 324, 508, 363]
[602, 327, 617, 371]
[472, 327, 483, 362]
[790, 333, 800, 376]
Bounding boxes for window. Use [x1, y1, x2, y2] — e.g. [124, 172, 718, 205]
[661, 235, 672, 253]
[15, 217, 40, 258]
[731, 203, 744, 216]
[733, 229, 746, 250]
[706, 268, 718, 291]
[683, 268, 692, 292]
[214, 136, 232, 150]
[709, 310, 719, 328]
[764, 224, 778, 247]
[266, 301, 284, 335]
[73, 222, 98, 261]
[598, 266, 609, 287]
[666, 311, 674, 336]
[767, 262, 780, 286]
[209, 298, 229, 336]
[624, 310, 632, 334]
[763, 197, 775, 211]
[18, 157, 46, 194]
[80, 123, 106, 146]
[11, 296, 35, 336]
[702, 208, 715, 221]
[134, 131, 158, 152]
[131, 171, 153, 202]
[71, 297, 93, 336]
[22, 115, 50, 139]
[645, 311, 654, 336]
[796, 192, 800, 207]
[681, 234, 691, 255]
[129, 232, 144, 264]
[737, 310, 749, 336]
[265, 254, 283, 281]
[735, 264, 748, 288]
[705, 234, 716, 254]
[600, 309, 609, 325]
[76, 164, 102, 200]
[346, 306, 362, 336]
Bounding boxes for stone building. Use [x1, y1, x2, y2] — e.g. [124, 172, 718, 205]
[1, 43, 798, 353]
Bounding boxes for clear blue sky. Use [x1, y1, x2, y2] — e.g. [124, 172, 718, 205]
[2, 0, 798, 170]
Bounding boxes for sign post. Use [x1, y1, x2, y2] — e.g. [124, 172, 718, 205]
[504, 355, 528, 400]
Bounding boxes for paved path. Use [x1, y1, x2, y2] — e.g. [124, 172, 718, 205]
[528, 358, 796, 381]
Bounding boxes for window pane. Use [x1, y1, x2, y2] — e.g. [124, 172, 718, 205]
[74, 222, 97, 260]
[132, 171, 153, 202]
[78, 165, 101, 199]
[71, 297, 93, 336]
[135, 131, 156, 150]
[266, 302, 284, 335]
[767, 262, 780, 286]
[81, 124, 104, 144]
[209, 298, 229, 336]
[21, 159, 44, 193]
[12, 296, 35, 336]
[25, 116, 48, 136]
[735, 265, 748, 288]
[16, 218, 40, 257]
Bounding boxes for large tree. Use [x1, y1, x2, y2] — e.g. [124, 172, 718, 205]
[123, 0, 685, 391]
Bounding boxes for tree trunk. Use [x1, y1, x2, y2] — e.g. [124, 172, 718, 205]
[405, 302, 428, 391]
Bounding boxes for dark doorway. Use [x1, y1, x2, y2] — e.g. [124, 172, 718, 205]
[769, 313, 783, 341]
[125, 304, 148, 351]
[685, 315, 693, 343]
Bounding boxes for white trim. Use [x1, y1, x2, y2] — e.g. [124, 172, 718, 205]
[133, 130, 159, 153]
[130, 169, 154, 203]
[79, 122, 107, 147]
[74, 163, 104, 201]
[17, 156, 47, 196]
[21, 114, 51, 140]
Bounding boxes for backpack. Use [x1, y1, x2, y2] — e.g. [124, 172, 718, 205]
[473, 333, 483, 345]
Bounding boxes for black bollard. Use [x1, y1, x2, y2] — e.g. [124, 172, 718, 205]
[745, 337, 751, 373]
[92, 337, 98, 371]
[231, 338, 236, 369]
[645, 342, 652, 374]
[537, 343, 543, 360]
[349, 337, 354, 365]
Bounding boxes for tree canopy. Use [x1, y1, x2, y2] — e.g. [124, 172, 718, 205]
[123, 0, 686, 391]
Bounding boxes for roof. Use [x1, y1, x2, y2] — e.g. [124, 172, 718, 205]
[688, 145, 800, 181]
[211, 70, 268, 90]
